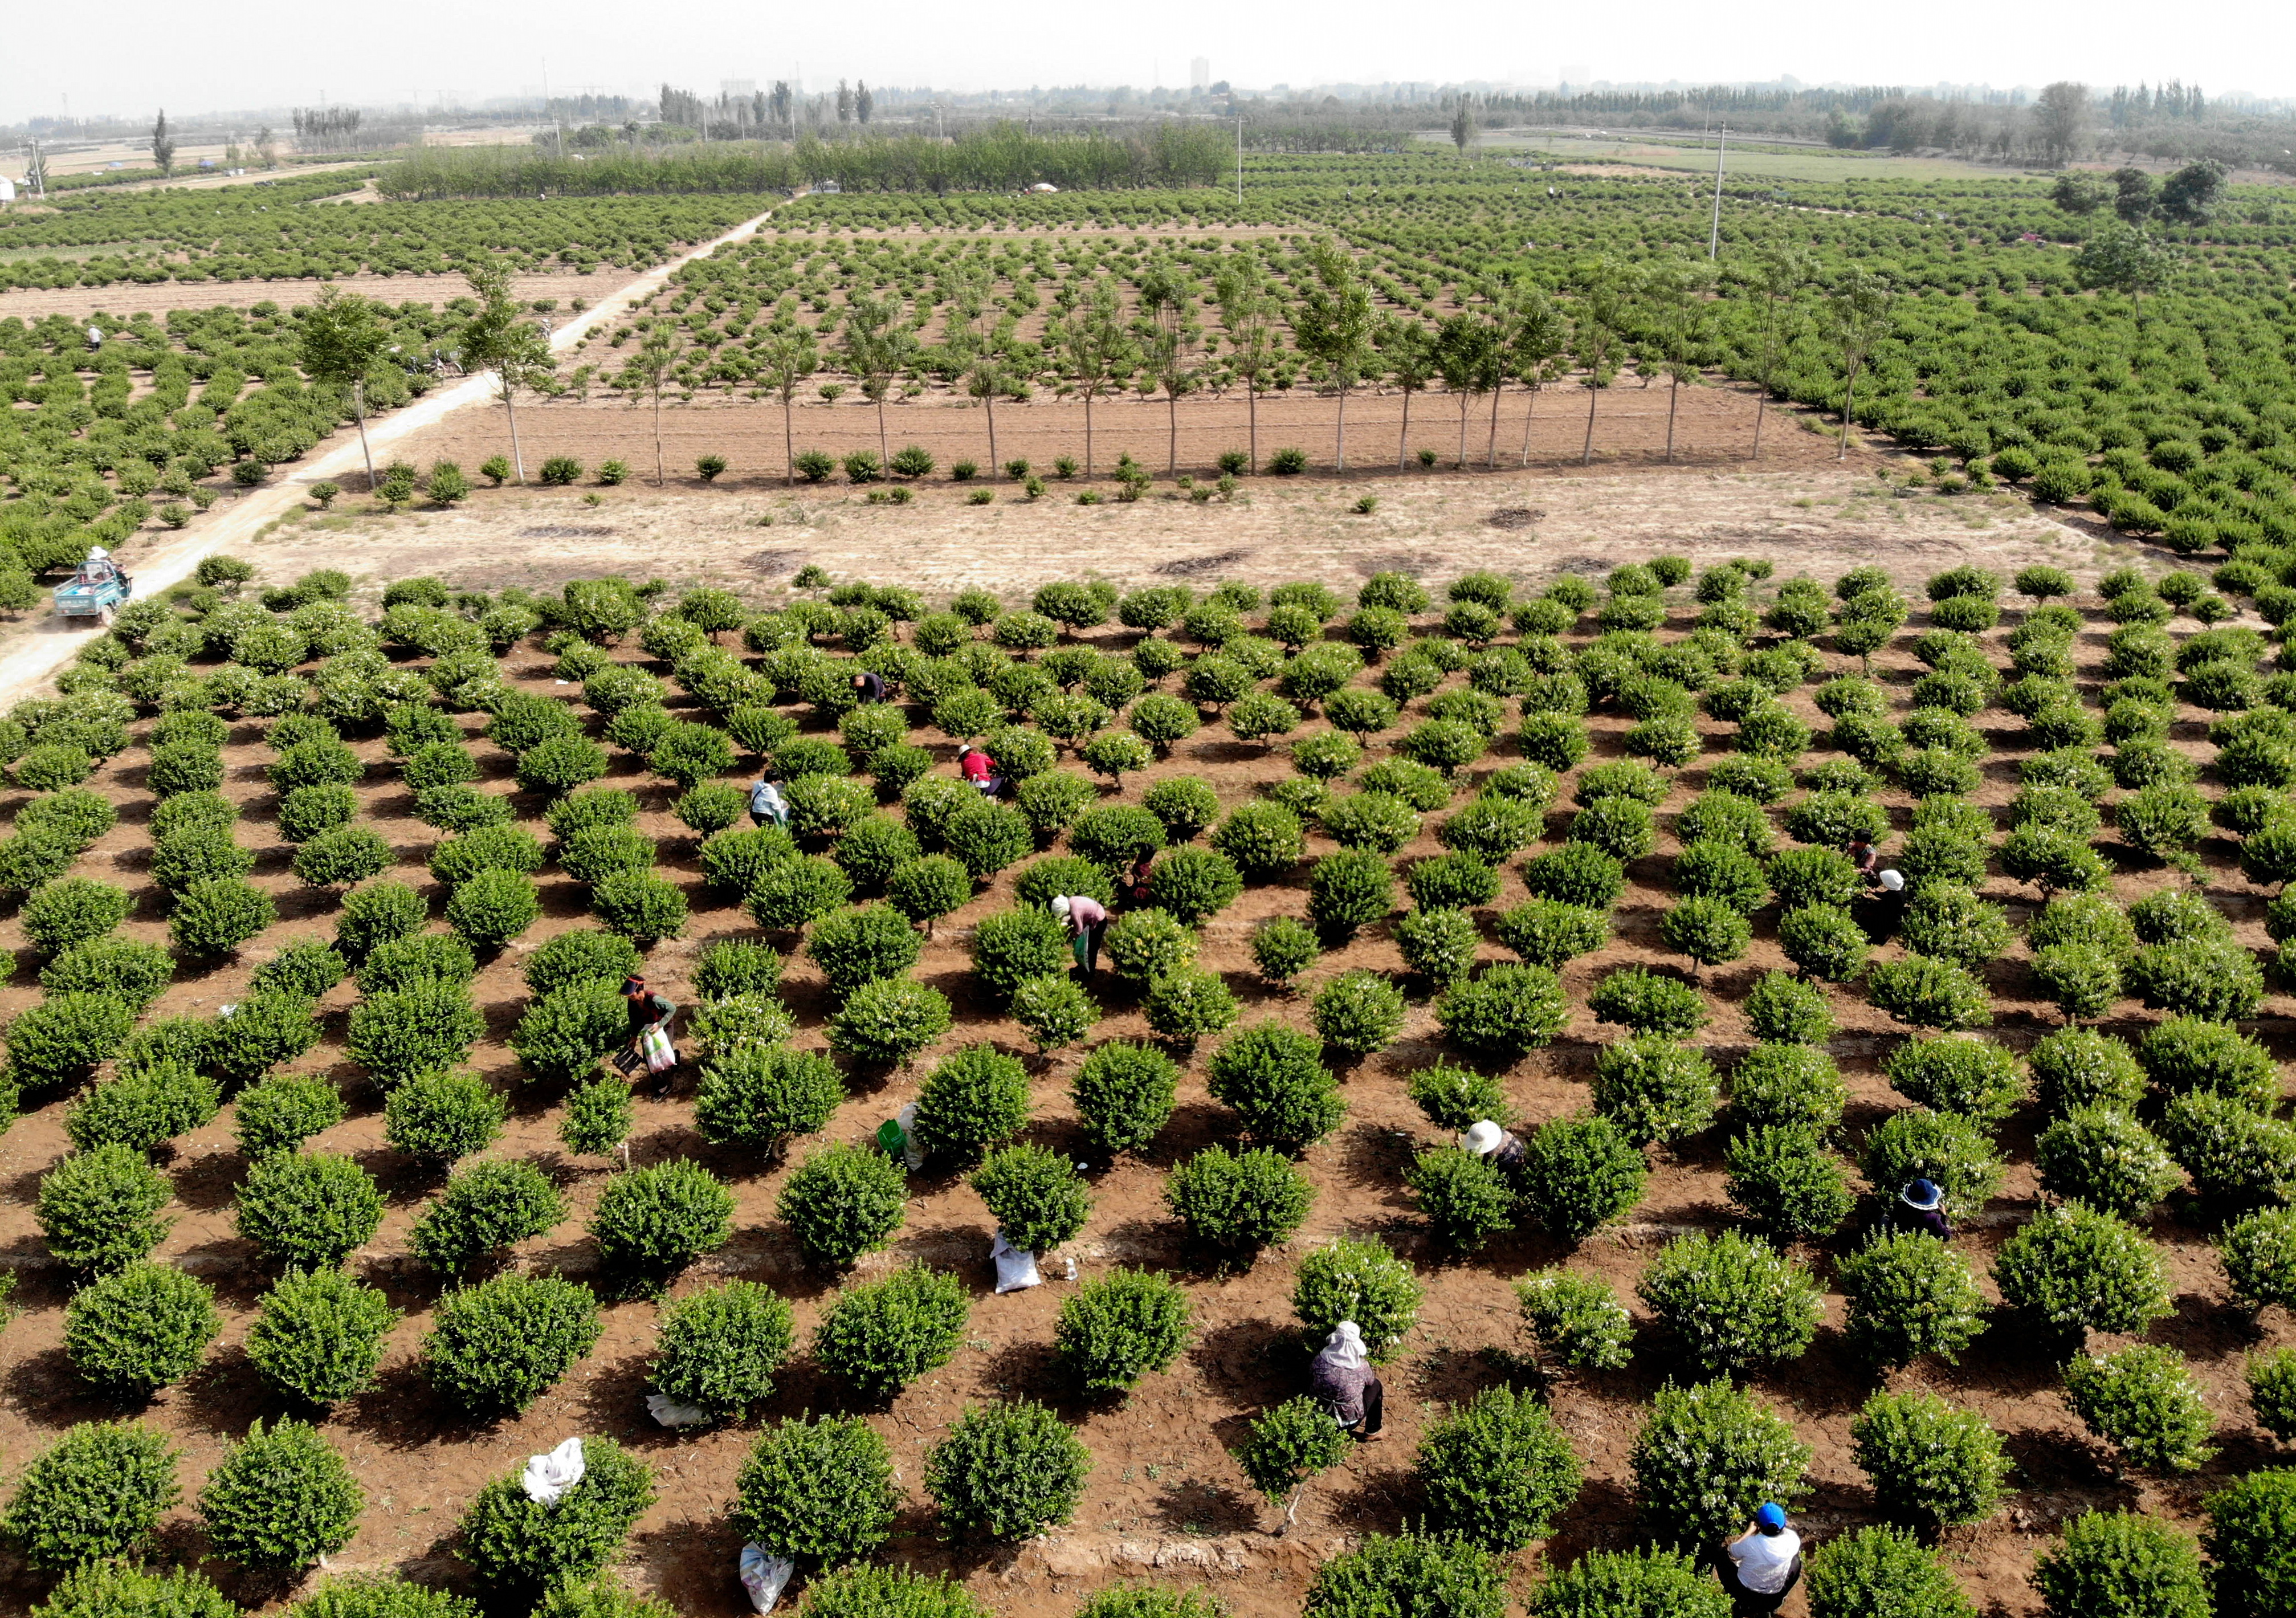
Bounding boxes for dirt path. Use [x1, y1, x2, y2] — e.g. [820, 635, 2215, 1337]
[0, 209, 777, 710]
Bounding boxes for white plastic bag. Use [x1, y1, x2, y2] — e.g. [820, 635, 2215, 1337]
[521, 1436, 585, 1503]
[894, 1103, 925, 1170]
[646, 1393, 708, 1428]
[740, 1544, 796, 1613]
[991, 1232, 1041, 1294]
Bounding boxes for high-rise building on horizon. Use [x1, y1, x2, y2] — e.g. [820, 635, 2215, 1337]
[1190, 57, 1210, 92]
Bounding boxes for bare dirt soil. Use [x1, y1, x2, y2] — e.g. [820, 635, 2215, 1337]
[0, 467, 2277, 1618]
[0, 268, 639, 324]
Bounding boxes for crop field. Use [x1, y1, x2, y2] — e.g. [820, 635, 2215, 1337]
[0, 137, 2294, 1618]
[0, 509, 2292, 1618]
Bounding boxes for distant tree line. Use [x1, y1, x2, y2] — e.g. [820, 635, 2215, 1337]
[382, 123, 1233, 199]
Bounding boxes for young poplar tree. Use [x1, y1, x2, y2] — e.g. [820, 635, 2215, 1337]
[1135, 263, 1201, 477]
[1571, 262, 1633, 466]
[1214, 260, 1280, 472]
[1378, 316, 1437, 470]
[616, 331, 679, 486]
[1748, 247, 1810, 462]
[1293, 245, 1375, 472]
[1508, 288, 1566, 466]
[1824, 272, 1894, 461]
[1433, 312, 1502, 468]
[296, 286, 391, 490]
[757, 328, 819, 486]
[456, 260, 554, 484]
[1049, 276, 1133, 478]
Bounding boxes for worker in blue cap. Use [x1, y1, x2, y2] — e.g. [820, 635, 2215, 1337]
[1718, 1502, 1802, 1613]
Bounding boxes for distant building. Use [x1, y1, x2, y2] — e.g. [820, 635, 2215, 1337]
[1190, 57, 1210, 92]
[721, 79, 757, 99]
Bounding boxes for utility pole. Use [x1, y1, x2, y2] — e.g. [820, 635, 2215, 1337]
[1707, 122, 1726, 258]
[1236, 114, 1243, 205]
[542, 56, 564, 157]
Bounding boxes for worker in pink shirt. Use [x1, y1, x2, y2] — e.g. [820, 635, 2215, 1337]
[1049, 893, 1108, 975]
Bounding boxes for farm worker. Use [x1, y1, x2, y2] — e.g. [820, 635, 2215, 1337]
[1461, 1119, 1528, 1176]
[748, 775, 789, 830]
[1896, 1178, 1953, 1241]
[1718, 1503, 1802, 1615]
[956, 744, 1003, 797]
[1308, 1321, 1383, 1438]
[1124, 851, 1155, 908]
[621, 975, 679, 1097]
[85, 324, 103, 350]
[1847, 833, 1881, 884]
[1049, 894, 1108, 975]
[851, 669, 887, 704]
[1875, 868, 1905, 894]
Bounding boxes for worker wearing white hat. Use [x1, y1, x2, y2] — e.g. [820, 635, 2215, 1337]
[1461, 1118, 1528, 1176]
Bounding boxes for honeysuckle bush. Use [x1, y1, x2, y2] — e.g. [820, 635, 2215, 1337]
[1850, 1390, 2012, 1530]
[1993, 1201, 2173, 1343]
[1413, 1384, 1584, 1552]
[1836, 1230, 1989, 1368]
[2062, 1344, 2218, 1474]
[1635, 1230, 1824, 1377]
[1629, 1379, 1811, 1551]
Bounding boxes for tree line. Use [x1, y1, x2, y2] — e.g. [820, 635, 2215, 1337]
[381, 123, 1233, 200]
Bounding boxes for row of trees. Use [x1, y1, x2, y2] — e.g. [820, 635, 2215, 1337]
[382, 122, 1231, 200]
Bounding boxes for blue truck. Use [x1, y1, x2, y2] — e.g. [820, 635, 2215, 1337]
[51, 549, 133, 625]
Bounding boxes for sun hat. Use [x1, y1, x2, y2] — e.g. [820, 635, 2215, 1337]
[1462, 1120, 1505, 1156]
[1049, 896, 1072, 918]
[1755, 1503, 1788, 1531]
[1878, 869, 1906, 892]
[1902, 1178, 1944, 1211]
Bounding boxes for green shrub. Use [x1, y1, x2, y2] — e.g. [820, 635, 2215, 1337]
[733, 1413, 897, 1563]
[382, 1068, 504, 1166]
[826, 975, 951, 1066]
[346, 978, 483, 1085]
[972, 1144, 1091, 1252]
[1164, 1145, 1314, 1250]
[1056, 1268, 1193, 1393]
[1858, 1108, 2003, 1218]
[1588, 966, 1707, 1037]
[1778, 902, 1870, 982]
[1993, 1201, 2172, 1342]
[252, 941, 350, 1001]
[2034, 1511, 2208, 1618]
[63, 1260, 221, 1394]
[235, 1151, 385, 1269]
[21, 878, 132, 957]
[1849, 1390, 2010, 1530]
[812, 1264, 969, 1399]
[2063, 1344, 2216, 1473]
[1145, 846, 1243, 923]
[1883, 1035, 2025, 1123]
[2221, 1206, 2296, 1313]
[1630, 1379, 1810, 1551]
[1404, 1146, 1516, 1250]
[2138, 1015, 2281, 1108]
[1, 1420, 180, 1570]
[2203, 1468, 2296, 1618]
[508, 979, 624, 1084]
[31, 1562, 236, 1618]
[807, 903, 924, 993]
[1306, 849, 1394, 937]
[924, 1400, 1091, 1540]
[1236, 1397, 1352, 1526]
[197, 1417, 362, 1570]
[776, 1143, 908, 1266]
[226, 1074, 342, 1163]
[1528, 1548, 1726, 1618]
[1514, 1269, 1634, 1371]
[1728, 1044, 1846, 1136]
[692, 1044, 842, 1154]
[795, 1568, 987, 1618]
[1803, 1526, 1977, 1618]
[334, 879, 425, 960]
[460, 1437, 653, 1591]
[1249, 915, 1321, 985]
[244, 1266, 399, 1405]
[1724, 1126, 1853, 1242]
[649, 1279, 794, 1419]
[1519, 1115, 1646, 1241]
[64, 1062, 218, 1154]
[1291, 1237, 1421, 1359]
[1208, 1021, 1345, 1151]
[1414, 1384, 1583, 1552]
[1311, 969, 1408, 1055]
[1837, 1230, 1988, 1368]
[423, 1273, 602, 1413]
[1303, 1533, 1506, 1618]
[913, 1044, 1030, 1160]
[1637, 1230, 1822, 1376]
[589, 1159, 735, 1289]
[970, 905, 1069, 998]
[2036, 1106, 2181, 1217]
[1102, 908, 1197, 982]
[352, 931, 477, 996]
[1592, 1037, 1718, 1146]
[1068, 1040, 1178, 1156]
[37, 1142, 172, 1271]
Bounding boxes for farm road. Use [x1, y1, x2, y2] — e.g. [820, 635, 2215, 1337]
[0, 204, 779, 708]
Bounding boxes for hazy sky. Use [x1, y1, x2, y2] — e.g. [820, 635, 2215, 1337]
[3, 0, 2286, 124]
